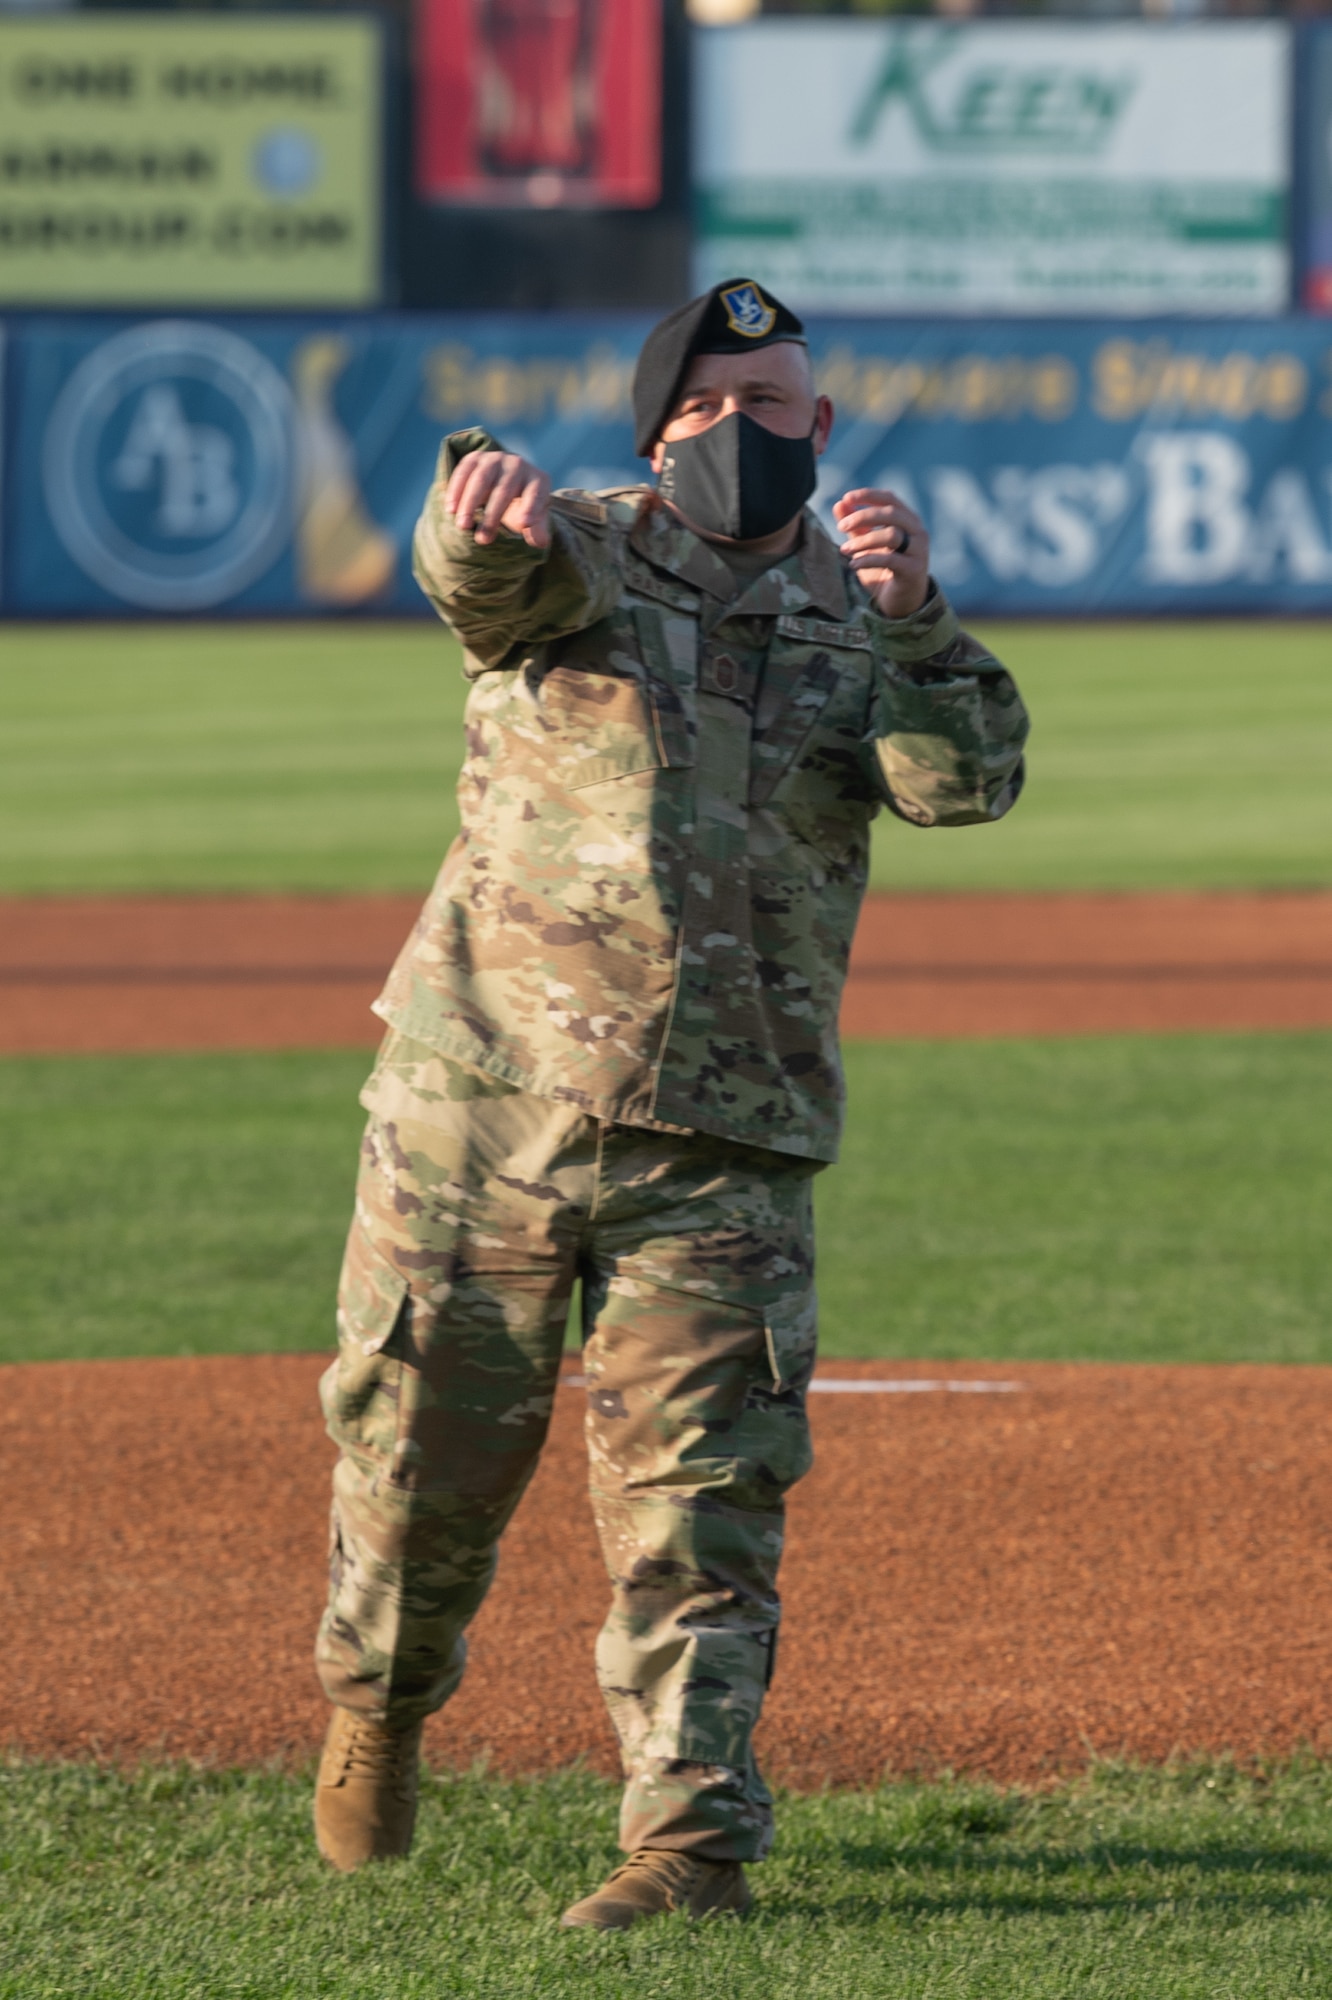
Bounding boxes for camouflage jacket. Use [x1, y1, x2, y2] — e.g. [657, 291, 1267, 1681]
[375, 427, 1029, 1163]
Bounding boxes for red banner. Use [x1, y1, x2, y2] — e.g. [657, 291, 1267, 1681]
[416, 0, 662, 209]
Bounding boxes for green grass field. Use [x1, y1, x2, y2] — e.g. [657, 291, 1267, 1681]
[2, 619, 1330, 894]
[4, 1032, 1329, 1368]
[4, 619, 1331, 1994]
[6, 1758, 1331, 1999]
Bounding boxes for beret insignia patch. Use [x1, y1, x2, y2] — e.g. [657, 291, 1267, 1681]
[719, 282, 777, 340]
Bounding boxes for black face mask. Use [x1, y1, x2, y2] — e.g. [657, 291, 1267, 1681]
[656, 410, 818, 542]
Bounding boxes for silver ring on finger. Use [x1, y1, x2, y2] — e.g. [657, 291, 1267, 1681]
[895, 528, 911, 556]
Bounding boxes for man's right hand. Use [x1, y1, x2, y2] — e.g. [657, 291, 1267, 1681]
[444, 450, 551, 549]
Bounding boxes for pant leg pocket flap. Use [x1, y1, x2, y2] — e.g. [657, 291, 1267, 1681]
[337, 1219, 410, 1357]
[763, 1287, 818, 1394]
[321, 1222, 410, 1459]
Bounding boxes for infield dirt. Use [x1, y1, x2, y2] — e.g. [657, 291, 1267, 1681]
[1, 889, 1331, 1052]
[8, 1353, 1332, 1787]
[8, 888, 1332, 1788]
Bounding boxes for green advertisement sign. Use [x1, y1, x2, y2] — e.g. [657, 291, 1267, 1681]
[695, 21, 1290, 315]
[0, 16, 382, 306]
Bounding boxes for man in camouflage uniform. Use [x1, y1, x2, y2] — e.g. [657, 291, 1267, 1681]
[313, 280, 1028, 1926]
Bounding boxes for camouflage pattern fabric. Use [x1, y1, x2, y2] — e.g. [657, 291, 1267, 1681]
[316, 1033, 820, 1862]
[373, 426, 1029, 1167]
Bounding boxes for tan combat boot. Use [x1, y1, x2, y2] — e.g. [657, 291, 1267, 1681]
[560, 1849, 752, 1931]
[313, 1708, 424, 1871]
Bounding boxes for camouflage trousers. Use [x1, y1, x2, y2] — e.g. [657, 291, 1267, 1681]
[316, 1034, 820, 1862]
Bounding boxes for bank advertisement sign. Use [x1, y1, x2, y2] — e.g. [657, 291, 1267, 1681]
[3, 313, 644, 613]
[3, 313, 1332, 616]
[694, 21, 1290, 316]
[0, 16, 382, 307]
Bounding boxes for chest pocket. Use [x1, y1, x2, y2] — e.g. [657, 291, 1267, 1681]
[752, 630, 877, 861]
[530, 606, 697, 791]
[750, 649, 841, 806]
[631, 601, 698, 770]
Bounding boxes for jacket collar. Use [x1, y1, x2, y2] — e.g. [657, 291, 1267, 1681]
[627, 495, 850, 623]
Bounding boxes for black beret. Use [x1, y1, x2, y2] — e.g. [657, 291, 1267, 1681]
[631, 278, 806, 457]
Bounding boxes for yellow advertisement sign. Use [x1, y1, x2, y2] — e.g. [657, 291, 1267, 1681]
[0, 16, 381, 306]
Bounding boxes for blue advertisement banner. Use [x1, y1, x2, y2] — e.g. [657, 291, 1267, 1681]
[3, 311, 1332, 617]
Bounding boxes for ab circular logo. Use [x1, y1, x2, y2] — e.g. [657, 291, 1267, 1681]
[43, 322, 295, 611]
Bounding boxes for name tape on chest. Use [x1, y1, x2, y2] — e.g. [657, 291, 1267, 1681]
[775, 614, 873, 650]
[624, 570, 703, 617]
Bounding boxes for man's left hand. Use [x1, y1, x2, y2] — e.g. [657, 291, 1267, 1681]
[833, 489, 930, 619]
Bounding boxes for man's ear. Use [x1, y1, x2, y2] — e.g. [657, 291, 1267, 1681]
[812, 395, 834, 458]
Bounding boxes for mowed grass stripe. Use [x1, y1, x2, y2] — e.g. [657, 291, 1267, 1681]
[4, 1760, 1331, 1999]
[0, 625, 465, 896]
[826, 1032, 1332, 1363]
[2, 1033, 1328, 1367]
[1, 621, 1329, 895]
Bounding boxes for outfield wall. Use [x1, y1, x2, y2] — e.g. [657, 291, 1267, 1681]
[3, 312, 1332, 619]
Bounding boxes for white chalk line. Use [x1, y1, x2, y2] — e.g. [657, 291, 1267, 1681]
[562, 1376, 1024, 1395]
[812, 1379, 1024, 1395]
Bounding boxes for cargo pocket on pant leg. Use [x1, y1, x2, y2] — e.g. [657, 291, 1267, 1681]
[762, 1285, 818, 1395]
[757, 1285, 818, 1490]
[319, 1217, 409, 1468]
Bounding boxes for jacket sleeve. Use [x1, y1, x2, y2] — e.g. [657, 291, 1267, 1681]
[411, 428, 623, 673]
[863, 585, 1029, 827]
